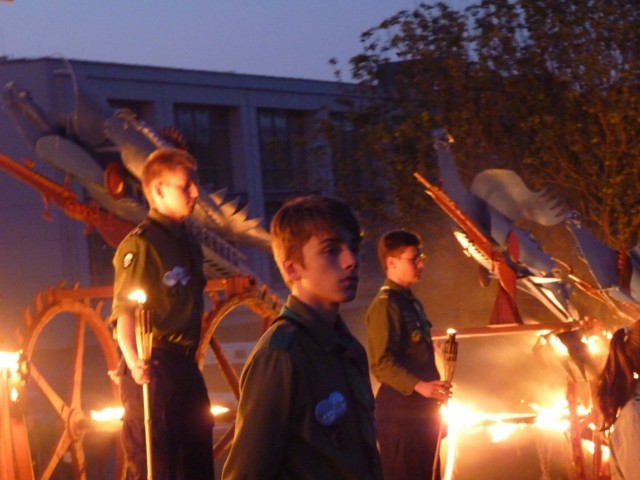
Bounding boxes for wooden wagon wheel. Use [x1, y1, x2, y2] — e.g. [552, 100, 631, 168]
[13, 278, 281, 477]
[17, 284, 124, 480]
[197, 279, 282, 459]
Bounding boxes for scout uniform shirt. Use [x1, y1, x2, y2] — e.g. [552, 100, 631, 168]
[110, 209, 214, 479]
[111, 209, 205, 347]
[222, 295, 383, 480]
[365, 278, 441, 416]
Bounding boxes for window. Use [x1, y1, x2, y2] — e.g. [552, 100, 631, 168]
[174, 104, 233, 191]
[328, 112, 361, 191]
[258, 109, 308, 194]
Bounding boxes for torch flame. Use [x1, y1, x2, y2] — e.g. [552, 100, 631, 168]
[128, 289, 147, 304]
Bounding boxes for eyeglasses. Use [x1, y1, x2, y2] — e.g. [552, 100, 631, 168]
[394, 252, 427, 264]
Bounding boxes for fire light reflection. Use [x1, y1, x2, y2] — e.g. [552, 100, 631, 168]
[440, 394, 607, 479]
[90, 404, 229, 424]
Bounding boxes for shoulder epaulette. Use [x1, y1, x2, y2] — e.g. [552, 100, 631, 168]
[267, 316, 299, 350]
[129, 218, 152, 237]
[378, 286, 391, 299]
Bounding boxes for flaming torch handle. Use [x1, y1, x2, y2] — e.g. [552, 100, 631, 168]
[135, 299, 154, 480]
[432, 329, 458, 480]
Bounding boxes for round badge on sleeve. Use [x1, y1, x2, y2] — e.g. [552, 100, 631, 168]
[123, 252, 134, 269]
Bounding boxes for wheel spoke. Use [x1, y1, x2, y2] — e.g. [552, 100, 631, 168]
[29, 363, 70, 418]
[71, 314, 86, 408]
[70, 436, 87, 480]
[38, 429, 71, 480]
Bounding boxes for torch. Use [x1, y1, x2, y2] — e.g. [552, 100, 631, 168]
[129, 289, 154, 480]
[432, 328, 458, 480]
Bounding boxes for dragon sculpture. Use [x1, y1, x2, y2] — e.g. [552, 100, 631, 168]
[566, 213, 640, 323]
[415, 129, 576, 325]
[416, 129, 640, 327]
[1, 60, 271, 281]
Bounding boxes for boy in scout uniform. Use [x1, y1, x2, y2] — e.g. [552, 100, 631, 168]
[222, 195, 383, 479]
[365, 230, 451, 480]
[111, 148, 214, 480]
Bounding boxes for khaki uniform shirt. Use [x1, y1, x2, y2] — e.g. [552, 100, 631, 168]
[111, 209, 205, 346]
[222, 295, 383, 480]
[365, 278, 440, 395]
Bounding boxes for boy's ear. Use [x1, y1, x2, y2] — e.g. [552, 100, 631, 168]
[385, 255, 395, 272]
[152, 180, 164, 199]
[282, 259, 301, 282]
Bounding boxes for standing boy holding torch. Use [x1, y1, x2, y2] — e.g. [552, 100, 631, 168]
[111, 148, 214, 480]
[365, 230, 451, 480]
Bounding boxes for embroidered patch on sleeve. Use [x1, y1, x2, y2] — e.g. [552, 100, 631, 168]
[123, 252, 135, 269]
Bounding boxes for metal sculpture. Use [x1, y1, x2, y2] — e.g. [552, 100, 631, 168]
[415, 129, 575, 325]
[566, 213, 640, 322]
[1, 59, 270, 279]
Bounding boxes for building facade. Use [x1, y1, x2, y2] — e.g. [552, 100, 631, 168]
[0, 57, 361, 347]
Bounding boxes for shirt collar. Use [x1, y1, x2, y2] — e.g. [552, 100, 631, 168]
[281, 295, 353, 353]
[383, 278, 414, 298]
[149, 208, 186, 238]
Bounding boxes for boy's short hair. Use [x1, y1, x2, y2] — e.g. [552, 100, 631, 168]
[378, 230, 422, 271]
[141, 148, 198, 205]
[270, 195, 361, 286]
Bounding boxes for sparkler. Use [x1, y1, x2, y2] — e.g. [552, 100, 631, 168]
[129, 289, 154, 480]
[433, 328, 458, 480]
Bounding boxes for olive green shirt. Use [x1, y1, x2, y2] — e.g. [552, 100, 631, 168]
[222, 295, 383, 480]
[365, 279, 440, 395]
[111, 209, 205, 346]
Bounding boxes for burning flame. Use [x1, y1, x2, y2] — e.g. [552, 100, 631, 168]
[442, 394, 586, 441]
[90, 404, 229, 423]
[0, 350, 24, 403]
[0, 350, 20, 372]
[439, 394, 599, 480]
[128, 289, 147, 304]
[90, 406, 125, 422]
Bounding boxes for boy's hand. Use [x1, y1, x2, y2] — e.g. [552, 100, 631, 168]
[129, 358, 151, 385]
[414, 380, 451, 402]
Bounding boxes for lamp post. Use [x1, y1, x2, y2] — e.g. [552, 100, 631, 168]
[129, 289, 153, 480]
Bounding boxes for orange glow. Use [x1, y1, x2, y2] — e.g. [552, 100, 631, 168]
[440, 395, 595, 479]
[128, 289, 147, 304]
[0, 351, 20, 372]
[582, 334, 606, 355]
[90, 407, 125, 422]
[90, 404, 230, 423]
[0, 350, 24, 403]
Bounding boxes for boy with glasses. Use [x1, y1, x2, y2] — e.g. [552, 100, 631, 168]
[365, 229, 451, 480]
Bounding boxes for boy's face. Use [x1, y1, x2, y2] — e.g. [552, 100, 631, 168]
[387, 245, 425, 287]
[286, 229, 360, 313]
[153, 166, 199, 222]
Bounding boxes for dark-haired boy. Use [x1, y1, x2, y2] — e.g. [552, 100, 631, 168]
[222, 195, 383, 479]
[365, 229, 451, 480]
